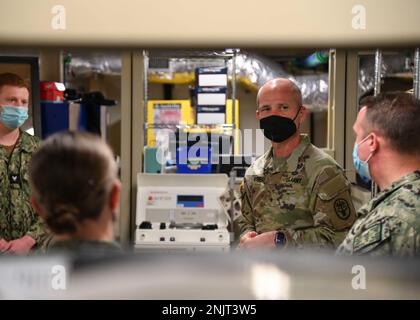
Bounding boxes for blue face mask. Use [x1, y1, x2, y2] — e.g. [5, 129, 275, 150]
[0, 106, 29, 129]
[352, 135, 373, 184]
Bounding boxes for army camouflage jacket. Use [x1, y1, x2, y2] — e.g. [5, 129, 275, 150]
[0, 131, 49, 249]
[237, 135, 356, 248]
[337, 170, 420, 257]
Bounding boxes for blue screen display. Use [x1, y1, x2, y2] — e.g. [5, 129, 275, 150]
[177, 195, 204, 208]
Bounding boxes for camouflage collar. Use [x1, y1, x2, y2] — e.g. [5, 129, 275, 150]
[387, 170, 420, 191]
[15, 130, 38, 154]
[264, 134, 310, 173]
[366, 170, 420, 213]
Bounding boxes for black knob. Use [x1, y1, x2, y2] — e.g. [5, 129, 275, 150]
[139, 221, 152, 229]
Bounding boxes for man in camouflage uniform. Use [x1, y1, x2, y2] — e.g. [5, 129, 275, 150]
[337, 92, 420, 256]
[0, 73, 49, 255]
[238, 78, 356, 249]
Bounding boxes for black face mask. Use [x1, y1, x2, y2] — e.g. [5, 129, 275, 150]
[259, 107, 301, 143]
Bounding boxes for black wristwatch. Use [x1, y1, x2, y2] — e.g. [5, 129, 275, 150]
[274, 231, 286, 248]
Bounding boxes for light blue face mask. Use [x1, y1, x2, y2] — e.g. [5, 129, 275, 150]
[352, 134, 374, 184]
[0, 105, 29, 129]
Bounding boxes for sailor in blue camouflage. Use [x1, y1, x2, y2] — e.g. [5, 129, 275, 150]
[0, 73, 50, 254]
[0, 130, 50, 251]
[337, 171, 420, 256]
[337, 92, 420, 257]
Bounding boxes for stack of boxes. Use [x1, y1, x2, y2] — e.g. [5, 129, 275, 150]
[174, 66, 228, 174]
[195, 66, 228, 125]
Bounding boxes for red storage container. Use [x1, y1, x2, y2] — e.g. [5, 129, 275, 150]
[40, 81, 65, 102]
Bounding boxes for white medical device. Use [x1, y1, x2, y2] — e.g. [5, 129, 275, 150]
[135, 173, 230, 251]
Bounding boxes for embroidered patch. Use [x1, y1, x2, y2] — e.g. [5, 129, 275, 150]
[353, 224, 382, 252]
[9, 173, 21, 188]
[334, 198, 350, 220]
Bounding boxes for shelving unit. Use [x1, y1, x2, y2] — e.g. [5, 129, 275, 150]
[142, 49, 240, 173]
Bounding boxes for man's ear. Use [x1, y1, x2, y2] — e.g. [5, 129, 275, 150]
[256, 109, 260, 120]
[109, 180, 121, 213]
[298, 105, 307, 125]
[369, 132, 380, 153]
[109, 181, 121, 222]
[30, 196, 46, 219]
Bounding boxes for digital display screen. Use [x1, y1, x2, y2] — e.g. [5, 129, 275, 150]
[177, 195, 204, 207]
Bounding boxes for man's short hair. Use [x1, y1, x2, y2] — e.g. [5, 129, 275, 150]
[0, 73, 30, 93]
[361, 92, 420, 156]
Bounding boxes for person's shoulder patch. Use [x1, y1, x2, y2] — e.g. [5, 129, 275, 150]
[353, 223, 382, 252]
[334, 198, 351, 220]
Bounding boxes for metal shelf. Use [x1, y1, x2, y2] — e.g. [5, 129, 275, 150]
[143, 49, 239, 160]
